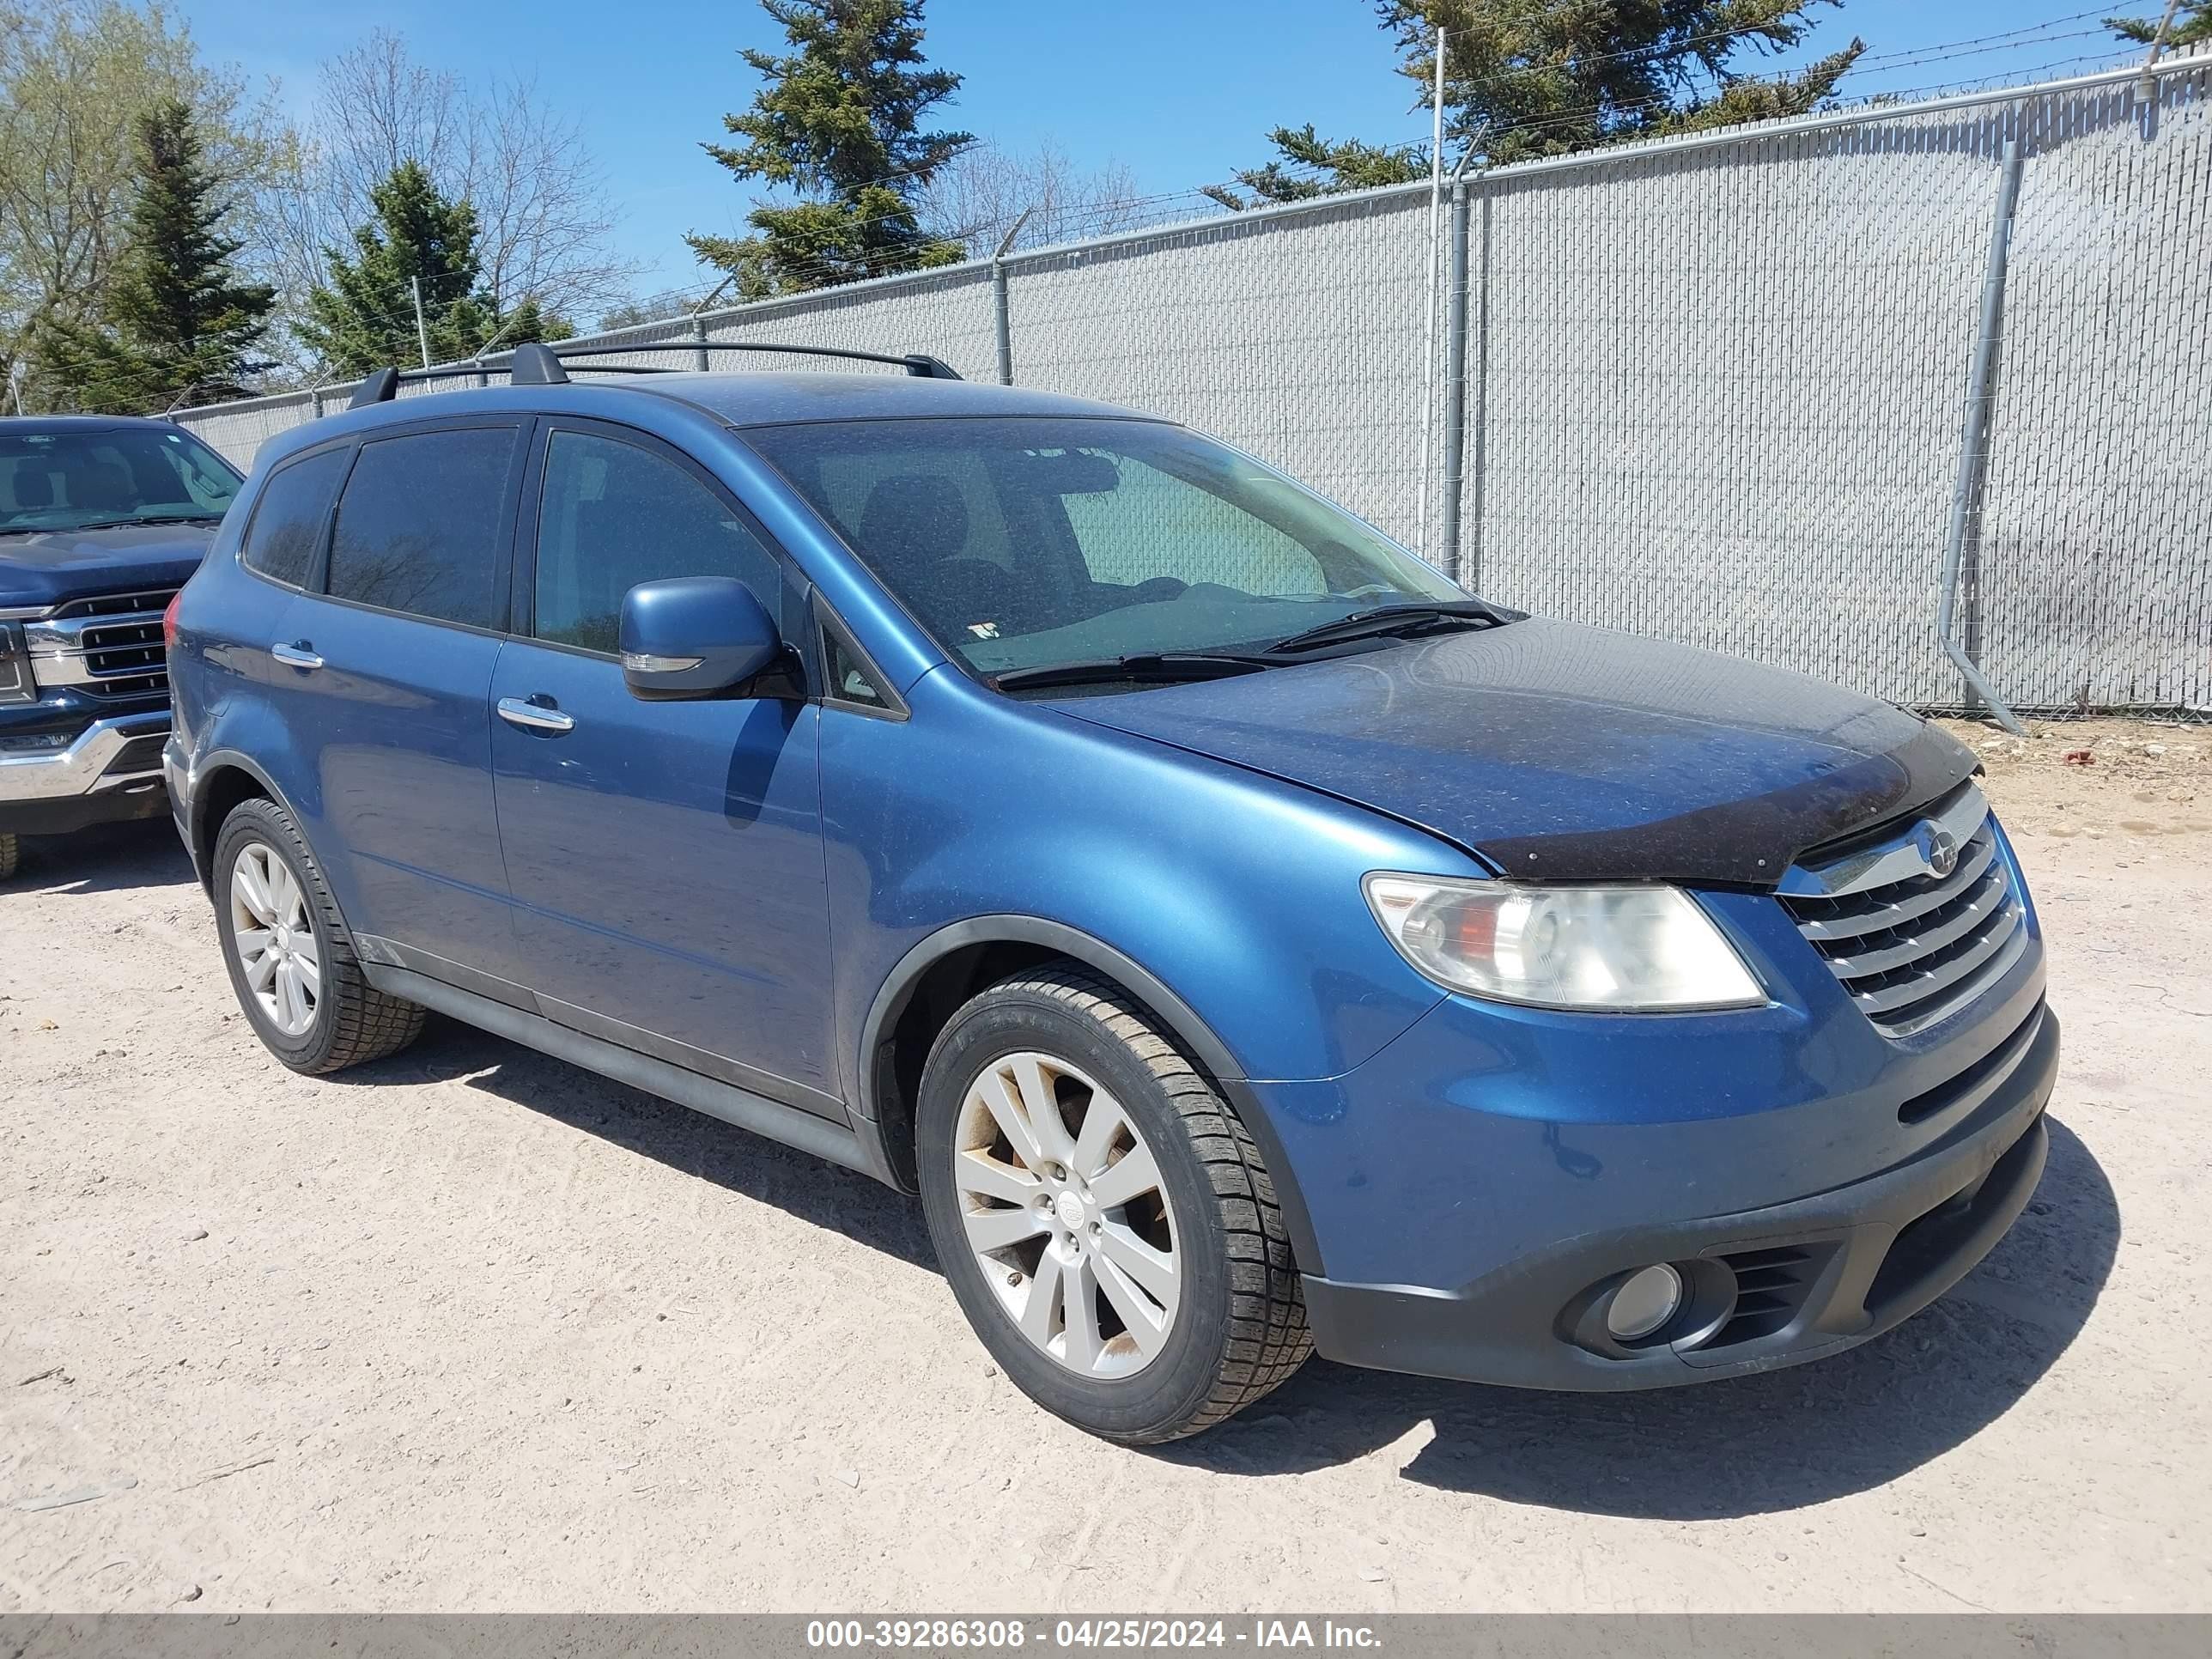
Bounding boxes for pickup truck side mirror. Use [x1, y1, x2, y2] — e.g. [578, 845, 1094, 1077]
[618, 576, 781, 701]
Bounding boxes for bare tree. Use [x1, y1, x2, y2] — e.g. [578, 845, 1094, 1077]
[258, 30, 635, 368]
[919, 141, 1149, 258]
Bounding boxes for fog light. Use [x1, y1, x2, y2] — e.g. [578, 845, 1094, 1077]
[1605, 1263, 1684, 1341]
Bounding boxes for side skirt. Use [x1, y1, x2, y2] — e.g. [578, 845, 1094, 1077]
[361, 962, 902, 1191]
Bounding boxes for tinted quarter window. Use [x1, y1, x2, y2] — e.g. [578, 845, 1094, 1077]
[821, 621, 889, 709]
[325, 428, 519, 629]
[533, 430, 781, 654]
[239, 447, 349, 587]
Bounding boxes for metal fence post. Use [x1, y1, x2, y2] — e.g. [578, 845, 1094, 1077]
[1938, 129, 2029, 736]
[1437, 176, 1474, 585]
[991, 212, 1030, 386]
[1465, 188, 1492, 594]
[992, 259, 1013, 386]
[692, 315, 709, 374]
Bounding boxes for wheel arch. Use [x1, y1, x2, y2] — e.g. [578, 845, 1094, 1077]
[187, 750, 303, 896]
[856, 915, 1324, 1273]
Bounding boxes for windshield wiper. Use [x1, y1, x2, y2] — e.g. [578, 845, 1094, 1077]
[1264, 599, 1515, 656]
[991, 652, 1282, 692]
[66, 514, 222, 531]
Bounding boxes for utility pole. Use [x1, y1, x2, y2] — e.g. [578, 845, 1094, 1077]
[410, 276, 432, 369]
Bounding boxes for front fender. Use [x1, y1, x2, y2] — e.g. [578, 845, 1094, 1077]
[823, 665, 1461, 1106]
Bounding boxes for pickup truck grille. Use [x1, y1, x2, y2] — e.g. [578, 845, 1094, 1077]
[36, 589, 177, 699]
[1778, 781, 2028, 1039]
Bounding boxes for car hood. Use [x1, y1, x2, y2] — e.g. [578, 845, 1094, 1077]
[1045, 617, 1978, 888]
[1, 522, 217, 610]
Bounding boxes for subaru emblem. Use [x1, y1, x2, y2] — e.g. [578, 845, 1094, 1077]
[1922, 824, 1959, 878]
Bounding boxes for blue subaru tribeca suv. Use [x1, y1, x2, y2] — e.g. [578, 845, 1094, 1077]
[165, 343, 2057, 1443]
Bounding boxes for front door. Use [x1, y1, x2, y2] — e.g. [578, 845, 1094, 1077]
[489, 421, 838, 1112]
[278, 421, 526, 989]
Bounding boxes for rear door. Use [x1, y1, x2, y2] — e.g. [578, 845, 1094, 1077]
[489, 418, 838, 1110]
[278, 418, 529, 992]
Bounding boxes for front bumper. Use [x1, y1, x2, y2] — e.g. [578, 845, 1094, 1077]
[0, 708, 173, 835]
[1301, 1005, 2057, 1390]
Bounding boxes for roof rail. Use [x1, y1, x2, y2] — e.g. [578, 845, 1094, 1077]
[513, 341, 963, 381]
[344, 363, 515, 410]
[337, 337, 963, 412]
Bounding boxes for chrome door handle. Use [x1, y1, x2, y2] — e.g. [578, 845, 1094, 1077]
[497, 696, 574, 733]
[270, 641, 324, 670]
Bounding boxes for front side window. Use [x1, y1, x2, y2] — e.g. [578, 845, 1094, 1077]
[0, 426, 241, 535]
[743, 417, 1462, 679]
[239, 447, 349, 588]
[532, 430, 781, 654]
[325, 428, 518, 629]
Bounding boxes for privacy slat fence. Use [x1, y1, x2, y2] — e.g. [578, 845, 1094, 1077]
[172, 58, 2212, 713]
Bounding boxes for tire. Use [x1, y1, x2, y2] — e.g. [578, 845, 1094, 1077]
[0, 833, 17, 881]
[916, 962, 1310, 1444]
[212, 796, 424, 1074]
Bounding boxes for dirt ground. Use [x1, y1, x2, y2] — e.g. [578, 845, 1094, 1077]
[3, 715, 2208, 1613]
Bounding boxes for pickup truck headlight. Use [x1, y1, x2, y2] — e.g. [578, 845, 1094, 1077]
[0, 621, 36, 705]
[1363, 873, 1765, 1012]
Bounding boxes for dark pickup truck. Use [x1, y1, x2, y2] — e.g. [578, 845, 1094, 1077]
[1, 415, 242, 878]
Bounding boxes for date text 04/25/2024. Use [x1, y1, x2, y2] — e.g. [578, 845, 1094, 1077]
[803, 1620, 1382, 1650]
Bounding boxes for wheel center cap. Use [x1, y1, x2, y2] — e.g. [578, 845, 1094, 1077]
[275, 925, 292, 950]
[1053, 1190, 1086, 1232]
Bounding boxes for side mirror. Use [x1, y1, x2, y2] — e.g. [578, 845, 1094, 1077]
[619, 576, 781, 700]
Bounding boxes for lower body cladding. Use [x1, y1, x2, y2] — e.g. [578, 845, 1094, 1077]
[1258, 959, 2058, 1392]
[0, 708, 173, 836]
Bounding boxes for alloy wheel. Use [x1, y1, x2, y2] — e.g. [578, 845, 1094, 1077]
[952, 1050, 1182, 1377]
[229, 842, 320, 1037]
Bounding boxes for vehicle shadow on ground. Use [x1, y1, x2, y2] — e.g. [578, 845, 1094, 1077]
[344, 1016, 939, 1270]
[1161, 1116, 2118, 1518]
[11, 818, 193, 896]
[343, 1019, 2116, 1517]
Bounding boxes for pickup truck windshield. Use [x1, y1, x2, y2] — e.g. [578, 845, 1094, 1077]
[743, 416, 1467, 680]
[0, 427, 241, 535]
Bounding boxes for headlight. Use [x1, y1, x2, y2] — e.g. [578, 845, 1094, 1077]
[0, 621, 36, 706]
[1363, 873, 1765, 1012]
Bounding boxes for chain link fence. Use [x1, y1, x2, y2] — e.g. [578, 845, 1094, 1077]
[170, 58, 2212, 714]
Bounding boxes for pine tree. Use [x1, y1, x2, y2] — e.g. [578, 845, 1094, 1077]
[33, 99, 276, 413]
[1210, 1, 1866, 209]
[297, 161, 561, 376]
[2107, 3, 2211, 50]
[686, 0, 972, 294]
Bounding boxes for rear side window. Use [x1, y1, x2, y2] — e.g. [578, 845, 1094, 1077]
[325, 428, 519, 629]
[240, 447, 349, 587]
[532, 430, 781, 654]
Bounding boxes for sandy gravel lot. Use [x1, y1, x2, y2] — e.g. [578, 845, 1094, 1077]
[3, 717, 2207, 1613]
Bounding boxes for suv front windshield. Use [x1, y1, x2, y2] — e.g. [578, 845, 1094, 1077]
[743, 416, 1468, 680]
[0, 426, 242, 536]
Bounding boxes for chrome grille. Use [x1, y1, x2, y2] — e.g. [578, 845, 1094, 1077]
[1778, 781, 2027, 1039]
[27, 589, 177, 699]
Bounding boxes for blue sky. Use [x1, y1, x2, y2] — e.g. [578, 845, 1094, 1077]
[180, 1, 2154, 308]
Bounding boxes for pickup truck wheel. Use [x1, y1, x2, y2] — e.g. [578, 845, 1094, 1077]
[916, 963, 1311, 1444]
[0, 833, 17, 881]
[213, 797, 424, 1074]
